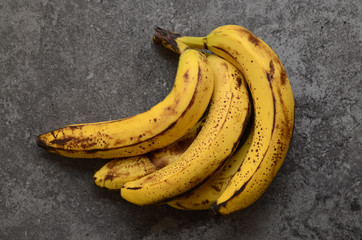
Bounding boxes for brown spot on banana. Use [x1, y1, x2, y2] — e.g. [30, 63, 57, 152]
[203, 38, 208, 50]
[183, 69, 189, 82]
[197, 64, 202, 82]
[234, 27, 260, 46]
[236, 76, 242, 87]
[174, 202, 189, 210]
[248, 34, 260, 46]
[276, 88, 294, 142]
[210, 184, 222, 192]
[104, 170, 131, 182]
[68, 125, 84, 130]
[266, 61, 275, 82]
[106, 159, 124, 169]
[221, 62, 229, 70]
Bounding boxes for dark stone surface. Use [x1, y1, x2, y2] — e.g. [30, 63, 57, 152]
[1, 0, 361, 239]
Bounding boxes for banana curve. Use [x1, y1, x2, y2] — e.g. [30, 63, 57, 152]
[36, 49, 214, 159]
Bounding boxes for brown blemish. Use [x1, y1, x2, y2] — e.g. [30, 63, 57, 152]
[203, 38, 208, 49]
[147, 152, 169, 170]
[210, 184, 221, 192]
[50, 131, 57, 139]
[104, 174, 116, 182]
[198, 64, 202, 82]
[234, 27, 261, 47]
[106, 159, 124, 169]
[248, 33, 260, 46]
[190, 199, 210, 207]
[84, 148, 100, 154]
[112, 137, 126, 147]
[171, 136, 195, 154]
[266, 60, 275, 82]
[104, 170, 131, 182]
[174, 202, 189, 210]
[50, 137, 73, 146]
[221, 62, 229, 70]
[269, 61, 275, 77]
[141, 173, 157, 185]
[68, 125, 83, 129]
[236, 76, 242, 87]
[234, 27, 249, 37]
[280, 68, 288, 85]
[183, 69, 189, 82]
[276, 88, 293, 140]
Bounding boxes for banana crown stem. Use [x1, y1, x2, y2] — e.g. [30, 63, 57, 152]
[177, 36, 206, 50]
[153, 27, 190, 54]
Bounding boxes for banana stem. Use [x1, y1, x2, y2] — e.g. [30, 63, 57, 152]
[178, 36, 206, 50]
[153, 27, 190, 54]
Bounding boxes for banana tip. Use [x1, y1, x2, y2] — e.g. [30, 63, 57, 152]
[210, 202, 223, 216]
[36, 135, 48, 149]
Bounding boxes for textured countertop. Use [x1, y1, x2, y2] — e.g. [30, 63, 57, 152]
[1, 1, 361, 239]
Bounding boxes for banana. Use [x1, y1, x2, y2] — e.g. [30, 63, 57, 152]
[168, 111, 253, 210]
[93, 119, 204, 190]
[36, 49, 214, 159]
[176, 25, 295, 214]
[120, 53, 251, 206]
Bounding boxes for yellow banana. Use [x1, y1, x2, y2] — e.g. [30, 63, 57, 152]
[168, 112, 253, 211]
[36, 49, 213, 159]
[120, 53, 250, 206]
[93, 119, 204, 190]
[177, 25, 295, 214]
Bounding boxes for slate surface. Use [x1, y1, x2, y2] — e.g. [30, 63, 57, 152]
[1, 0, 361, 239]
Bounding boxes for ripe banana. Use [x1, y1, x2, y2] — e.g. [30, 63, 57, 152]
[93, 119, 204, 190]
[36, 49, 214, 159]
[120, 53, 251, 206]
[167, 65, 252, 210]
[168, 128, 253, 210]
[177, 25, 295, 215]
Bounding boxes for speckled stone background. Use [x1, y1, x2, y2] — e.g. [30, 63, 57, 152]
[1, 0, 361, 239]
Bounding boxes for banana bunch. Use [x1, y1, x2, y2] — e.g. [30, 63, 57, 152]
[36, 25, 295, 215]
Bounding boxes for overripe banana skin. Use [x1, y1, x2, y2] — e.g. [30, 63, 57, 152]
[36, 49, 213, 159]
[167, 57, 252, 210]
[120, 53, 251, 206]
[93, 120, 204, 190]
[178, 25, 295, 215]
[168, 128, 253, 210]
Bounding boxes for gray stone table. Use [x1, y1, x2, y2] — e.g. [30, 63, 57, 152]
[1, 1, 361, 239]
